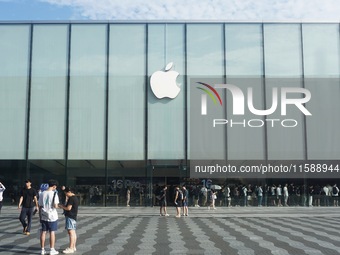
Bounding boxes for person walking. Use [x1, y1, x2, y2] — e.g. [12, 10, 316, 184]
[0, 181, 5, 214]
[18, 179, 39, 236]
[58, 187, 79, 254]
[39, 179, 60, 255]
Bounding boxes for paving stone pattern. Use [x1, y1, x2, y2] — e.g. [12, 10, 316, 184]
[1, 207, 340, 255]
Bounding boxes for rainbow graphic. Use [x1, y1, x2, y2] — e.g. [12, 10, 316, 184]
[196, 82, 222, 106]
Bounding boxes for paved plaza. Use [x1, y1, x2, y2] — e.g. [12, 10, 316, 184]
[1, 206, 340, 255]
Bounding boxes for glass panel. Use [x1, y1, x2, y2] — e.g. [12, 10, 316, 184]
[264, 24, 302, 77]
[108, 24, 145, 160]
[264, 24, 305, 159]
[305, 78, 340, 159]
[29, 25, 68, 159]
[28, 159, 66, 186]
[0, 160, 26, 204]
[303, 24, 340, 159]
[148, 24, 185, 159]
[68, 25, 107, 160]
[225, 24, 263, 76]
[303, 24, 340, 77]
[107, 160, 146, 206]
[0, 25, 30, 159]
[187, 24, 224, 76]
[68, 160, 105, 206]
[225, 24, 265, 159]
[187, 24, 225, 160]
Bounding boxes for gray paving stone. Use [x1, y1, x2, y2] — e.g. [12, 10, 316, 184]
[1, 206, 340, 254]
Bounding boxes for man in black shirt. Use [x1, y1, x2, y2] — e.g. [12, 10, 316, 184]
[18, 179, 38, 236]
[59, 187, 79, 254]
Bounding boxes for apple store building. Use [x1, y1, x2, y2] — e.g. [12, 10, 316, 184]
[1, 21, 340, 206]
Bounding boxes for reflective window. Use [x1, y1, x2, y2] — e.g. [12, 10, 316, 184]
[187, 24, 225, 160]
[303, 24, 340, 77]
[148, 24, 185, 159]
[225, 24, 263, 76]
[264, 24, 305, 159]
[29, 25, 68, 159]
[303, 24, 340, 159]
[0, 25, 30, 159]
[108, 24, 145, 160]
[225, 24, 265, 159]
[68, 25, 107, 160]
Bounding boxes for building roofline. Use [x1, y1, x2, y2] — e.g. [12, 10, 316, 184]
[0, 20, 339, 25]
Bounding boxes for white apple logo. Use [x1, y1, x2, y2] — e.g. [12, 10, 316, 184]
[150, 62, 180, 99]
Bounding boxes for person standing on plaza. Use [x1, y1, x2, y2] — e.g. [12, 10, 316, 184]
[159, 186, 169, 216]
[182, 186, 189, 216]
[0, 181, 5, 214]
[193, 186, 200, 207]
[126, 187, 131, 207]
[58, 187, 79, 254]
[242, 185, 248, 207]
[332, 184, 339, 206]
[200, 186, 207, 206]
[276, 184, 283, 207]
[39, 179, 60, 255]
[18, 179, 39, 235]
[174, 186, 183, 218]
[257, 185, 263, 207]
[208, 189, 217, 210]
[283, 184, 289, 206]
[322, 184, 330, 206]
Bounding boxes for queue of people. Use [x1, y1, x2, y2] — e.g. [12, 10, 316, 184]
[173, 183, 340, 208]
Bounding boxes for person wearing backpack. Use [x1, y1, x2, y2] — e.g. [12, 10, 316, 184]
[174, 186, 183, 218]
[332, 184, 339, 206]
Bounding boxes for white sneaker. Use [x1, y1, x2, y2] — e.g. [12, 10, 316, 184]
[50, 248, 59, 255]
[165, 214, 169, 216]
[62, 247, 74, 254]
[41, 249, 45, 255]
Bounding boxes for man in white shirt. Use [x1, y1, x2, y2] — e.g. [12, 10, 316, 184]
[38, 179, 60, 255]
[283, 184, 289, 206]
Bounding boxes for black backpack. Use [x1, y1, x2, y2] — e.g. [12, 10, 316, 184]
[333, 186, 338, 195]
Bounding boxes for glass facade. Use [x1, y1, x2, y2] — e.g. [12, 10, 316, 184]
[1, 22, 340, 206]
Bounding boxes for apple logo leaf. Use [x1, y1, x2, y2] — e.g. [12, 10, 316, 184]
[165, 62, 173, 71]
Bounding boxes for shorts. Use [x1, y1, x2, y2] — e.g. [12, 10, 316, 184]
[65, 217, 77, 230]
[175, 201, 182, 208]
[160, 200, 167, 207]
[183, 201, 188, 207]
[41, 220, 58, 232]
